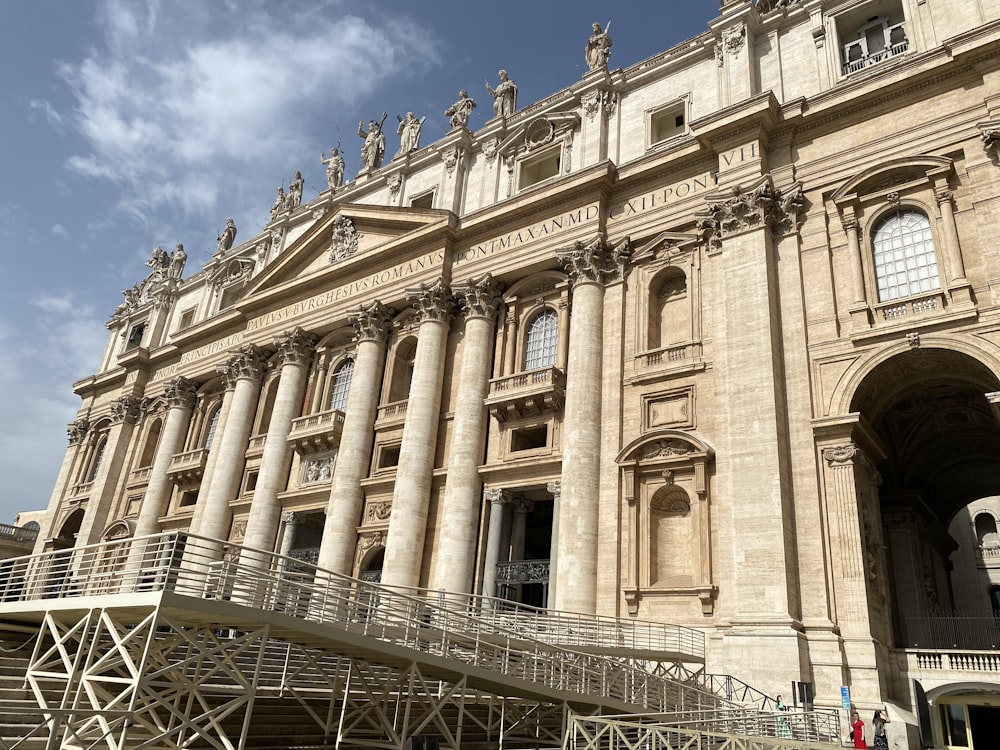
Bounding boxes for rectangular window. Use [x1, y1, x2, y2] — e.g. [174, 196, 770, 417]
[649, 101, 688, 146]
[519, 147, 561, 191]
[178, 308, 196, 330]
[511, 425, 548, 453]
[377, 444, 401, 469]
[179, 491, 198, 508]
[410, 191, 434, 209]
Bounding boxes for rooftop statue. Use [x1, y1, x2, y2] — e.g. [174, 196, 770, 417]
[585, 21, 613, 72]
[217, 217, 237, 254]
[486, 70, 517, 119]
[287, 170, 304, 211]
[445, 90, 477, 130]
[396, 112, 425, 156]
[321, 147, 345, 190]
[358, 114, 389, 173]
[270, 187, 286, 221]
[169, 243, 187, 280]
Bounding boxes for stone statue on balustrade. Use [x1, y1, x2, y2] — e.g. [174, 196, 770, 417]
[358, 113, 388, 173]
[321, 147, 345, 190]
[286, 170, 304, 211]
[445, 90, 476, 130]
[396, 112, 425, 156]
[217, 217, 237, 254]
[169, 243, 187, 279]
[270, 187, 286, 221]
[585, 21, 612, 72]
[486, 70, 517, 119]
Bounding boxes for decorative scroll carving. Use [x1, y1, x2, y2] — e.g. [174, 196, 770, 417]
[584, 90, 618, 120]
[408, 278, 455, 324]
[164, 376, 198, 410]
[67, 419, 90, 445]
[329, 216, 362, 263]
[218, 344, 269, 388]
[484, 488, 513, 506]
[695, 175, 805, 246]
[546, 481, 561, 500]
[979, 122, 1000, 154]
[524, 118, 556, 151]
[557, 233, 631, 287]
[273, 327, 318, 369]
[443, 147, 464, 176]
[639, 439, 694, 459]
[822, 445, 858, 466]
[455, 273, 502, 320]
[110, 396, 143, 425]
[496, 559, 550, 584]
[753, 0, 802, 14]
[483, 138, 499, 164]
[358, 530, 387, 553]
[722, 24, 746, 54]
[364, 501, 392, 523]
[351, 300, 395, 344]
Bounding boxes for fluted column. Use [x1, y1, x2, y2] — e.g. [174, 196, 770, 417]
[546, 480, 561, 609]
[481, 489, 511, 599]
[381, 279, 454, 589]
[243, 328, 317, 557]
[133, 377, 199, 538]
[317, 301, 393, 575]
[935, 188, 969, 284]
[196, 345, 269, 544]
[554, 234, 628, 614]
[76, 396, 143, 546]
[430, 274, 501, 594]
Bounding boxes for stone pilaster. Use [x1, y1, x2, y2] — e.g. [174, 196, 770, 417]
[430, 274, 502, 594]
[381, 279, 454, 589]
[318, 301, 393, 575]
[242, 328, 317, 557]
[546, 480, 561, 609]
[194, 344, 269, 544]
[554, 234, 629, 614]
[76, 395, 143, 546]
[133, 377, 199, 538]
[934, 187, 973, 306]
[35, 421, 91, 553]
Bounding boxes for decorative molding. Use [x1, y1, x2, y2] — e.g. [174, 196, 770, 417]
[455, 273, 503, 321]
[329, 215, 362, 263]
[67, 419, 90, 445]
[557, 233, 631, 287]
[408, 278, 455, 324]
[301, 457, 333, 485]
[978, 121, 1000, 155]
[584, 90, 618, 120]
[822, 444, 858, 466]
[110, 396, 143, 425]
[753, 0, 802, 15]
[695, 175, 805, 248]
[273, 327, 318, 369]
[387, 174, 402, 199]
[351, 300, 395, 344]
[722, 24, 746, 55]
[484, 488, 513, 505]
[218, 344, 269, 388]
[364, 501, 392, 524]
[164, 376, 199, 411]
[483, 138, 499, 165]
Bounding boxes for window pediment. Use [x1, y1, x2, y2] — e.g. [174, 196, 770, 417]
[832, 156, 951, 205]
[617, 431, 714, 465]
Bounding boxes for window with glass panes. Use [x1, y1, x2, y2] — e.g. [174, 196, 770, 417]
[204, 408, 221, 450]
[524, 309, 558, 370]
[328, 358, 355, 412]
[872, 209, 939, 301]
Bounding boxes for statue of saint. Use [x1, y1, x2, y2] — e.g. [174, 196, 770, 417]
[358, 114, 388, 172]
[146, 246, 170, 279]
[217, 218, 237, 254]
[445, 90, 476, 130]
[169, 243, 187, 279]
[321, 148, 345, 190]
[396, 112, 424, 156]
[270, 187, 286, 221]
[486, 70, 517, 119]
[287, 170, 304, 210]
[585, 22, 613, 72]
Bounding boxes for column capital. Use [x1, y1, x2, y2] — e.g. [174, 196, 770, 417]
[546, 480, 561, 500]
[841, 214, 859, 233]
[67, 418, 90, 445]
[273, 327, 318, 368]
[164, 376, 199, 410]
[484, 488, 513, 505]
[695, 174, 805, 245]
[512, 497, 534, 514]
[456, 273, 503, 320]
[218, 344, 269, 388]
[934, 187, 955, 206]
[557, 233, 631, 287]
[351, 300, 395, 343]
[408, 278, 455, 324]
[110, 395, 143, 425]
[281, 510, 298, 525]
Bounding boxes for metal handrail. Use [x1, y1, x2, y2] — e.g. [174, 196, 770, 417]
[0, 533, 714, 713]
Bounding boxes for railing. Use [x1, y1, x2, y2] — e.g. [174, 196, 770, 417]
[842, 39, 909, 75]
[877, 291, 941, 321]
[485, 367, 566, 421]
[0, 524, 38, 544]
[375, 400, 408, 425]
[287, 409, 345, 453]
[696, 673, 776, 711]
[564, 710, 842, 750]
[489, 366, 565, 394]
[496, 559, 550, 585]
[909, 649, 1000, 672]
[900, 610, 1000, 650]
[0, 533, 715, 713]
[166, 447, 209, 482]
[639, 342, 699, 368]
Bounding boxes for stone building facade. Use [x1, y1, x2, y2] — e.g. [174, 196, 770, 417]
[33, 0, 1000, 745]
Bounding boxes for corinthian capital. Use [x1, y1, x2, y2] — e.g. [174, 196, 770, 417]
[273, 327, 318, 368]
[694, 175, 805, 243]
[110, 395, 143, 425]
[556, 233, 631, 287]
[456, 273, 503, 320]
[164, 376, 199, 410]
[218, 344, 269, 388]
[408, 278, 455, 324]
[351, 300, 395, 343]
[67, 418, 90, 445]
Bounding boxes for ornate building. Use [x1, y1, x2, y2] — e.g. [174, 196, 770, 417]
[25, 0, 1000, 746]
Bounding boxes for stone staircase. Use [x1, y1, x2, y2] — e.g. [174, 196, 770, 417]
[0, 630, 47, 750]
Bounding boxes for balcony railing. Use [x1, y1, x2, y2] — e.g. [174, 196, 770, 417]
[166, 448, 209, 484]
[842, 39, 909, 75]
[375, 399, 408, 427]
[496, 559, 550, 585]
[485, 366, 565, 422]
[875, 291, 943, 322]
[900, 610, 1000, 650]
[0, 523, 39, 544]
[287, 409, 345, 454]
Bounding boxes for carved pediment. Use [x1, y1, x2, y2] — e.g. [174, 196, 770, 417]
[495, 111, 581, 159]
[617, 430, 714, 465]
[629, 232, 701, 266]
[831, 156, 952, 204]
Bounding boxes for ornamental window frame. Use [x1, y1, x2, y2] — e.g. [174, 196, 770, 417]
[646, 96, 690, 150]
[327, 356, 355, 412]
[869, 207, 939, 303]
[523, 307, 559, 371]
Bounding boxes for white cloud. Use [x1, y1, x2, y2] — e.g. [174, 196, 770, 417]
[51, 224, 69, 239]
[28, 99, 64, 128]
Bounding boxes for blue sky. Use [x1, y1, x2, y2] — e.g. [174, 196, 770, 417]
[0, 1, 719, 523]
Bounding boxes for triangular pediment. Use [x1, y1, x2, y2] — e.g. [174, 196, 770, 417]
[241, 203, 454, 299]
[630, 232, 700, 265]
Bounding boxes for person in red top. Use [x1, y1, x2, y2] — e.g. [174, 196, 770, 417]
[851, 711, 868, 749]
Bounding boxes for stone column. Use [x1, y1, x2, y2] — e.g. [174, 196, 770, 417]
[309, 350, 332, 413]
[481, 489, 511, 599]
[842, 214, 866, 307]
[279, 511, 298, 557]
[76, 396, 143, 546]
[556, 293, 571, 370]
[132, 377, 198, 538]
[508, 498, 533, 601]
[242, 328, 317, 558]
[381, 279, 454, 589]
[317, 301, 393, 575]
[553, 235, 627, 614]
[195, 345, 269, 544]
[546, 480, 561, 609]
[501, 307, 517, 376]
[430, 274, 501, 594]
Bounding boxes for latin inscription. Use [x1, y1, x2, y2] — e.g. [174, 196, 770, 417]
[179, 332, 245, 365]
[455, 205, 601, 264]
[608, 172, 713, 222]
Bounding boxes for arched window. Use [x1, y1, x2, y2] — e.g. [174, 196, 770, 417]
[87, 438, 107, 483]
[204, 408, 221, 450]
[975, 513, 1000, 548]
[328, 358, 355, 412]
[387, 337, 417, 403]
[648, 268, 688, 350]
[138, 418, 162, 468]
[872, 209, 939, 302]
[524, 309, 558, 370]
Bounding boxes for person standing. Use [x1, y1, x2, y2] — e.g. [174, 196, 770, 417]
[775, 695, 792, 739]
[871, 709, 889, 750]
[851, 711, 868, 749]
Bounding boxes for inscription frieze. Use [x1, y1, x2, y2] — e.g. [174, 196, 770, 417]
[455, 205, 600, 265]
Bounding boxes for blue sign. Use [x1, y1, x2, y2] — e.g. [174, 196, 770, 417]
[840, 686, 851, 711]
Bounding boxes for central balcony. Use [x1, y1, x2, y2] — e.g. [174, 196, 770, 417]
[166, 448, 209, 484]
[485, 367, 565, 423]
[287, 409, 345, 454]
